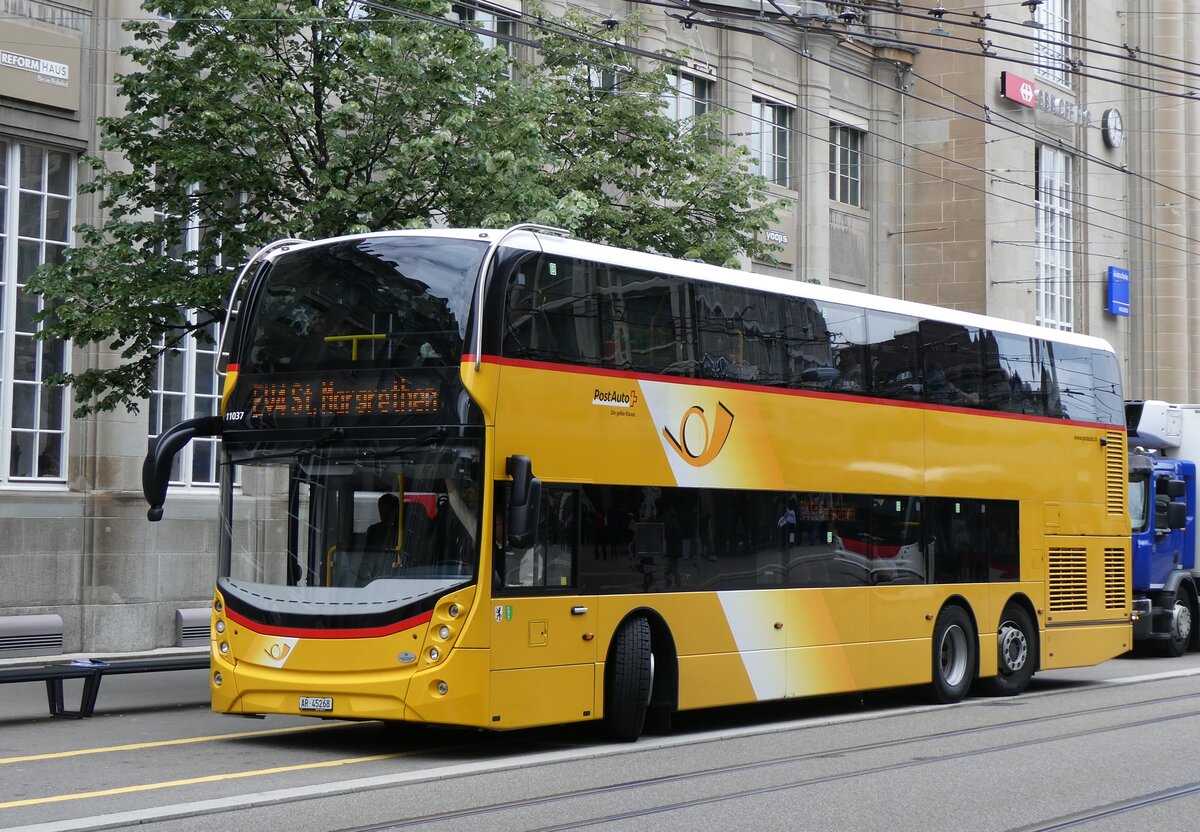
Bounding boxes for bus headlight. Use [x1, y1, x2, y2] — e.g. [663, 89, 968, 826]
[215, 620, 226, 634]
[436, 681, 448, 696]
[448, 604, 460, 618]
[429, 647, 440, 662]
[220, 641, 229, 655]
[438, 625, 451, 640]
[214, 672, 223, 686]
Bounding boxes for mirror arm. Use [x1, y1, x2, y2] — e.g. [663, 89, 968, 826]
[143, 416, 224, 521]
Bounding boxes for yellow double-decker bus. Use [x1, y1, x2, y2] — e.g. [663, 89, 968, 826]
[144, 226, 1131, 741]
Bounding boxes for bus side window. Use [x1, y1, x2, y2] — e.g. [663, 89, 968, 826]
[499, 487, 577, 590]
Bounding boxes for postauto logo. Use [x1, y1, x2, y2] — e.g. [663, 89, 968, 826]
[593, 388, 638, 408]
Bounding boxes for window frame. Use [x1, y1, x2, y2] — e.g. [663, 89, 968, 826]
[664, 71, 713, 125]
[1033, 0, 1071, 87]
[148, 193, 224, 487]
[0, 140, 73, 486]
[829, 121, 865, 208]
[1034, 145, 1074, 331]
[751, 96, 793, 188]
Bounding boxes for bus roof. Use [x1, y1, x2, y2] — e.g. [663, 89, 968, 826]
[260, 228, 1117, 356]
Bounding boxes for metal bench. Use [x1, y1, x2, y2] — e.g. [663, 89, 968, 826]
[0, 653, 210, 719]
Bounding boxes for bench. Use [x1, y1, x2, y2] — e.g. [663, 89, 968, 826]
[0, 653, 209, 719]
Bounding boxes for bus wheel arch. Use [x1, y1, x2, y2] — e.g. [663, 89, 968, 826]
[642, 611, 678, 734]
[602, 610, 678, 742]
[978, 595, 1038, 696]
[929, 599, 977, 704]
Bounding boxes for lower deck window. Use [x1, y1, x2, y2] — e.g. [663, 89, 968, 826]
[494, 484, 1020, 594]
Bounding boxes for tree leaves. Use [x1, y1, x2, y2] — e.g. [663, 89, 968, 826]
[30, 0, 781, 416]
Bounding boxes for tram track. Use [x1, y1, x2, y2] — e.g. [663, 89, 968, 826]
[13, 680, 1200, 832]
[328, 691, 1200, 832]
[1004, 782, 1200, 831]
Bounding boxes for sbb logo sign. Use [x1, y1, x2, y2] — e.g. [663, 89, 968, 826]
[1000, 71, 1037, 109]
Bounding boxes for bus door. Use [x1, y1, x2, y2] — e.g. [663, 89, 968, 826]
[489, 485, 598, 729]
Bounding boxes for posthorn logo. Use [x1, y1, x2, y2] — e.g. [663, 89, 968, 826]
[593, 388, 638, 408]
[662, 401, 734, 467]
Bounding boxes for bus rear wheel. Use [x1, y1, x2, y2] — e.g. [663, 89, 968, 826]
[930, 605, 975, 704]
[604, 616, 653, 742]
[979, 604, 1036, 696]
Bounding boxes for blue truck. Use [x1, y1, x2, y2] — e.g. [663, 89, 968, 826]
[1126, 400, 1199, 656]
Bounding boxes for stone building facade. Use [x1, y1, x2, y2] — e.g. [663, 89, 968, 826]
[0, 0, 1187, 651]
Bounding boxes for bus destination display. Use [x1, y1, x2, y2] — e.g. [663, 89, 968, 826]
[243, 375, 440, 420]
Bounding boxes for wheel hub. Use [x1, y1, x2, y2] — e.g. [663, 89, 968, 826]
[940, 624, 969, 687]
[998, 622, 1028, 675]
[1172, 600, 1193, 643]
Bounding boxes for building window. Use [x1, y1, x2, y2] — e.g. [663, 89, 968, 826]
[1033, 0, 1070, 87]
[752, 96, 793, 188]
[148, 196, 223, 486]
[829, 122, 864, 207]
[0, 141, 71, 483]
[1035, 145, 1073, 331]
[449, 3, 513, 56]
[149, 317, 222, 485]
[664, 72, 712, 123]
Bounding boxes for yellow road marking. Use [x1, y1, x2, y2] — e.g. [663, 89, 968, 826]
[0, 721, 354, 765]
[0, 752, 404, 809]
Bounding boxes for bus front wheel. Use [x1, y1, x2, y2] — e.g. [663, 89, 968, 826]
[930, 605, 975, 704]
[604, 616, 653, 742]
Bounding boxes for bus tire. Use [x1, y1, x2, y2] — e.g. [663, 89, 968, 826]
[1158, 587, 1194, 658]
[930, 605, 975, 704]
[604, 616, 653, 742]
[980, 604, 1036, 696]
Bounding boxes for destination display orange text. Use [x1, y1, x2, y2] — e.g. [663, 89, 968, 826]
[249, 377, 439, 418]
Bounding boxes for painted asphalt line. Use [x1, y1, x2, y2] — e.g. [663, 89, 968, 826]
[9, 665, 1200, 832]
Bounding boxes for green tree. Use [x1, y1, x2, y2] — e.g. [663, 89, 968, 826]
[31, 0, 779, 416]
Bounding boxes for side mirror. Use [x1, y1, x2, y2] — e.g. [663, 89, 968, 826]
[1168, 500, 1188, 531]
[143, 416, 224, 521]
[506, 455, 541, 549]
[1166, 478, 1188, 499]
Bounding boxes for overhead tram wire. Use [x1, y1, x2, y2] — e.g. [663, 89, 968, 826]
[121, 0, 1200, 259]
[634, 0, 1200, 214]
[73, 0, 1200, 217]
[714, 0, 1200, 92]
[363, 0, 1200, 259]
[834, 0, 1200, 84]
[641, 0, 1200, 101]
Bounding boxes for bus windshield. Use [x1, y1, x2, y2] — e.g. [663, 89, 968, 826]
[242, 236, 486, 373]
[221, 437, 483, 596]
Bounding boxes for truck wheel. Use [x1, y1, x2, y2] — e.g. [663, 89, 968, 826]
[604, 616, 653, 742]
[930, 605, 975, 704]
[1158, 591, 1194, 658]
[980, 605, 1036, 696]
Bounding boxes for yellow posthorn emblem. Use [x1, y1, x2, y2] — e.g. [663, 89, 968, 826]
[663, 402, 735, 467]
[265, 643, 292, 661]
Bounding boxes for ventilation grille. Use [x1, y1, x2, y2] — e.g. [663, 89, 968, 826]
[0, 614, 64, 658]
[1049, 548, 1089, 611]
[1106, 431, 1126, 515]
[175, 608, 211, 648]
[1104, 547, 1127, 610]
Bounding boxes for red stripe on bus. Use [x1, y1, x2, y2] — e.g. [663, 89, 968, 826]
[465, 354, 1125, 431]
[224, 607, 433, 639]
[840, 538, 904, 559]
